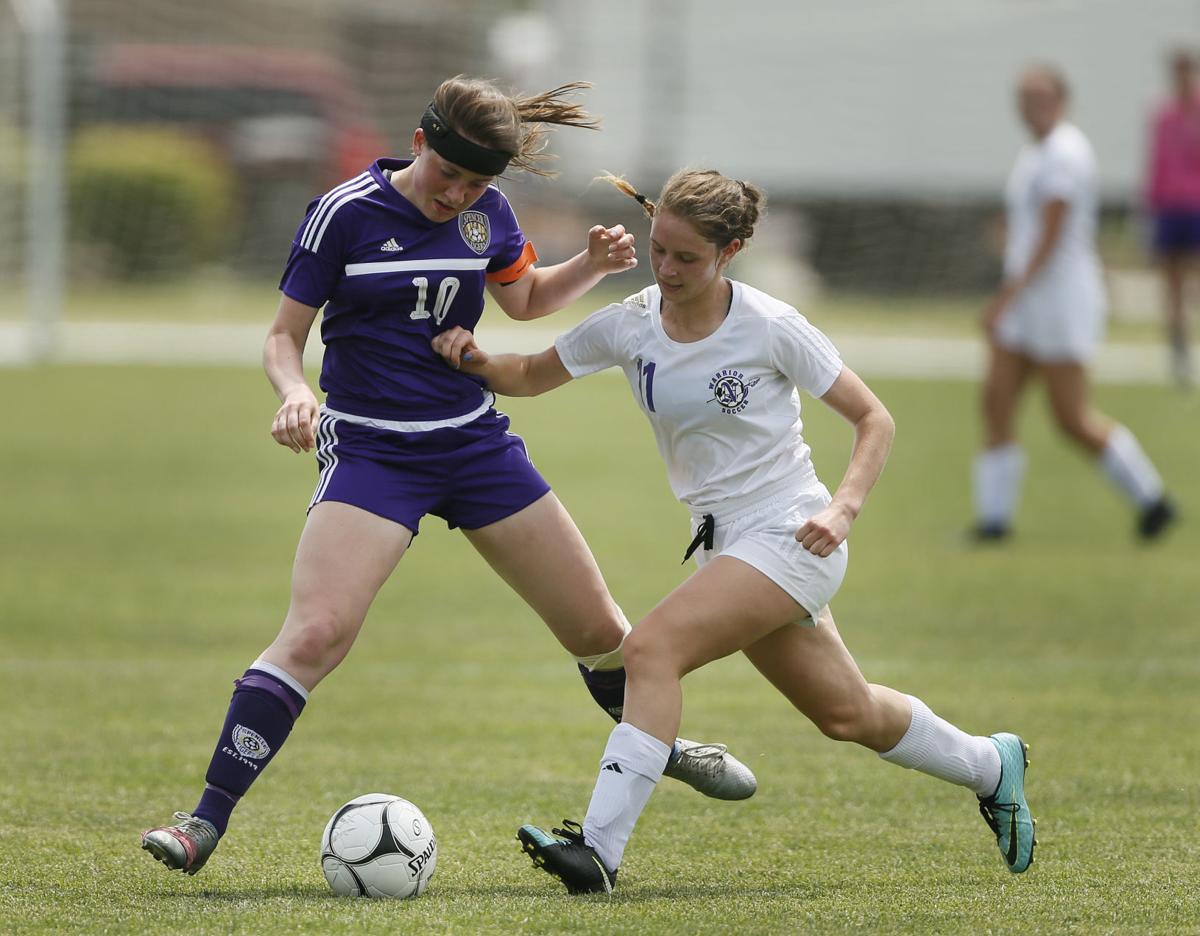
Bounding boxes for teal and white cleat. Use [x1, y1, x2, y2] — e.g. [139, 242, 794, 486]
[141, 812, 220, 875]
[517, 820, 617, 895]
[661, 738, 757, 800]
[978, 733, 1037, 873]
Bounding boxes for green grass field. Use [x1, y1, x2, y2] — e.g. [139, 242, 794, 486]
[0, 273, 1169, 344]
[2, 365, 1197, 934]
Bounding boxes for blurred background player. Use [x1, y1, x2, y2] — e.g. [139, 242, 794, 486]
[973, 64, 1177, 541]
[433, 168, 1037, 891]
[140, 77, 754, 877]
[1144, 47, 1200, 387]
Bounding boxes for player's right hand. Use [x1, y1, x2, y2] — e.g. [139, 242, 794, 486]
[271, 386, 320, 453]
[981, 282, 1017, 337]
[432, 327, 489, 370]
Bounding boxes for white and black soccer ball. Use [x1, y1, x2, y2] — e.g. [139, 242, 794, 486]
[320, 793, 437, 899]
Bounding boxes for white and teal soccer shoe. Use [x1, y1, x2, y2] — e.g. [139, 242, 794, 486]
[977, 733, 1037, 873]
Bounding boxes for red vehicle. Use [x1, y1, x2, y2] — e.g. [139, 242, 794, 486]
[76, 43, 389, 269]
[81, 42, 387, 185]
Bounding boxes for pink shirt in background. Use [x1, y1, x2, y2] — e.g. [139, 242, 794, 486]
[1145, 94, 1200, 211]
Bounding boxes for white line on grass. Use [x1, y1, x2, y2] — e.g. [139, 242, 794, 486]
[0, 320, 1188, 384]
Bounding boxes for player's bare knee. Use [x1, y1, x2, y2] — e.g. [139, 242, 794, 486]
[566, 615, 627, 660]
[280, 612, 356, 670]
[1048, 404, 1072, 434]
[811, 695, 874, 743]
[569, 607, 631, 668]
[619, 627, 655, 672]
[1054, 412, 1095, 448]
[621, 624, 684, 681]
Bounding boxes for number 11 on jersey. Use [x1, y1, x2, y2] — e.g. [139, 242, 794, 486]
[637, 358, 657, 413]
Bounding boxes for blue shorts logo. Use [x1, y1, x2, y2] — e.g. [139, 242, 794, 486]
[707, 368, 760, 415]
[459, 211, 490, 254]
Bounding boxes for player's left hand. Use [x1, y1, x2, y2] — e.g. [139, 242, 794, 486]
[586, 224, 638, 274]
[794, 503, 854, 557]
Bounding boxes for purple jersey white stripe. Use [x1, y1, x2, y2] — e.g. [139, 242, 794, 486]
[300, 171, 376, 252]
[279, 158, 532, 422]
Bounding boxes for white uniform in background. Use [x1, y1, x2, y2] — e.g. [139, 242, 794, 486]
[995, 121, 1107, 362]
[555, 281, 847, 620]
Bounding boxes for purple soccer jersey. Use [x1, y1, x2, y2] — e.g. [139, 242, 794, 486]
[279, 158, 537, 421]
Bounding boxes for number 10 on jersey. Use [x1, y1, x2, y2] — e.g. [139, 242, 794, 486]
[410, 276, 460, 325]
[637, 358, 657, 413]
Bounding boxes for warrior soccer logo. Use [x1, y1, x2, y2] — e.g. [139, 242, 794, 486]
[232, 724, 271, 759]
[459, 211, 490, 255]
[707, 368, 761, 415]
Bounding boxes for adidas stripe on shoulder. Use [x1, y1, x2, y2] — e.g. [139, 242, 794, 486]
[301, 172, 380, 253]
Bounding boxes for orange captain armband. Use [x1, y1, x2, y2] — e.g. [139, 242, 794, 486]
[486, 241, 538, 286]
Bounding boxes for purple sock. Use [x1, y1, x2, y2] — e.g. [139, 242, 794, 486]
[194, 784, 239, 837]
[578, 664, 626, 722]
[192, 667, 307, 837]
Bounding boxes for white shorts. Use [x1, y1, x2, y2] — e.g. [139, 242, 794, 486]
[690, 483, 848, 623]
[994, 277, 1106, 364]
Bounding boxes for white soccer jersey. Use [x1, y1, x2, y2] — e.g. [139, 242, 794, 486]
[555, 281, 844, 514]
[1002, 122, 1106, 332]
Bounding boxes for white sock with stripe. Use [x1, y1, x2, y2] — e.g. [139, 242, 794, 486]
[583, 723, 671, 872]
[1098, 425, 1164, 509]
[878, 695, 1001, 797]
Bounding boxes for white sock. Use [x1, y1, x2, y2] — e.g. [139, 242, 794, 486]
[583, 723, 671, 872]
[1099, 425, 1164, 509]
[878, 696, 1001, 797]
[250, 658, 310, 700]
[973, 443, 1026, 528]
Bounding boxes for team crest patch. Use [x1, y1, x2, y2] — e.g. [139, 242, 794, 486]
[707, 368, 761, 415]
[459, 211, 490, 254]
[232, 724, 271, 760]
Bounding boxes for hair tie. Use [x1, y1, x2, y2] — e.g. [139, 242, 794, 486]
[634, 192, 647, 205]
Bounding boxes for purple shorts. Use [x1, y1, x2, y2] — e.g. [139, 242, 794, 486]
[308, 407, 551, 535]
[1154, 211, 1200, 253]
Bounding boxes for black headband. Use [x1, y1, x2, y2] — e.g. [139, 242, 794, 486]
[420, 103, 512, 177]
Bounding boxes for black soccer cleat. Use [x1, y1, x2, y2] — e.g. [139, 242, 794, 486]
[970, 522, 1011, 543]
[517, 820, 617, 896]
[1138, 497, 1177, 540]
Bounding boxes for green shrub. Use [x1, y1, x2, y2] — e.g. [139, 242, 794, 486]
[69, 125, 234, 280]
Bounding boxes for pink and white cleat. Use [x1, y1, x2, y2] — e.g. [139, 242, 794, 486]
[141, 812, 220, 875]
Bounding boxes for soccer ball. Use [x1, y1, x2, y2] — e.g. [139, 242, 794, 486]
[320, 793, 437, 898]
